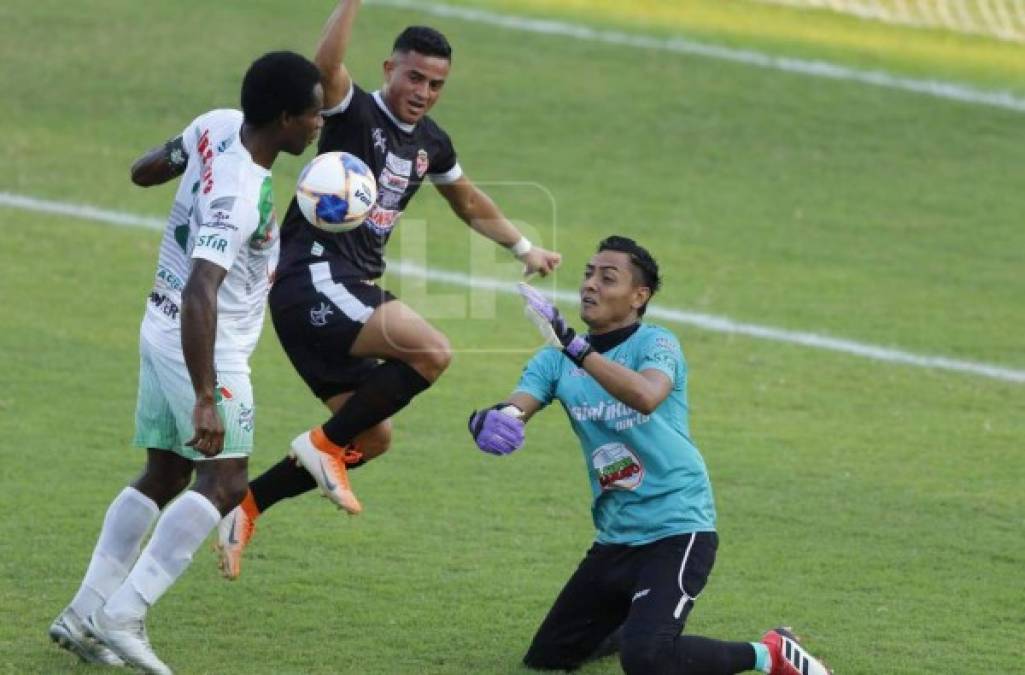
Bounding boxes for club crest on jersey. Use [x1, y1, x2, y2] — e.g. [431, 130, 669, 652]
[385, 152, 412, 177]
[591, 442, 644, 491]
[310, 302, 334, 327]
[372, 128, 387, 154]
[415, 149, 429, 178]
[238, 404, 254, 432]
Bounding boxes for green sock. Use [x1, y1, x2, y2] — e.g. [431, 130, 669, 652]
[751, 642, 771, 673]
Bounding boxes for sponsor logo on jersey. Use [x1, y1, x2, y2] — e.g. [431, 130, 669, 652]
[654, 336, 680, 356]
[378, 168, 409, 193]
[363, 205, 401, 235]
[210, 196, 236, 211]
[311, 241, 324, 257]
[378, 188, 403, 209]
[196, 233, 228, 253]
[215, 386, 233, 403]
[156, 265, 185, 292]
[385, 152, 412, 176]
[148, 292, 180, 320]
[591, 442, 644, 491]
[372, 128, 387, 154]
[310, 301, 334, 327]
[196, 128, 216, 194]
[415, 149, 429, 177]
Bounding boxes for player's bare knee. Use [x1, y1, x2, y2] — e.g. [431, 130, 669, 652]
[193, 463, 248, 514]
[412, 333, 452, 381]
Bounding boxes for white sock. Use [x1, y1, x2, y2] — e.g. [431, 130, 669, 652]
[104, 491, 220, 621]
[69, 487, 159, 619]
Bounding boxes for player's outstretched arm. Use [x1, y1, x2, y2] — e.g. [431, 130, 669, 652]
[181, 259, 228, 457]
[468, 393, 541, 456]
[314, 0, 362, 109]
[518, 283, 672, 414]
[130, 136, 189, 187]
[435, 176, 562, 277]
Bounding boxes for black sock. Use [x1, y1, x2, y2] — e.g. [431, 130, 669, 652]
[249, 456, 317, 512]
[250, 451, 369, 513]
[671, 636, 756, 674]
[321, 360, 431, 447]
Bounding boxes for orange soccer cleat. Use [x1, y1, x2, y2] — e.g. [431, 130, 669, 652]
[289, 427, 362, 515]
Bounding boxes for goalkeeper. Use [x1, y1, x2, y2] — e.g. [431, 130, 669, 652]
[468, 236, 830, 675]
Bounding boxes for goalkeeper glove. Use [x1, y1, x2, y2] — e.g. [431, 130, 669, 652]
[516, 282, 593, 366]
[468, 404, 525, 456]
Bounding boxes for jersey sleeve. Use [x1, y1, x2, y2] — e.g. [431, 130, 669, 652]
[174, 113, 207, 163]
[514, 348, 561, 407]
[321, 81, 357, 117]
[427, 126, 462, 185]
[637, 328, 684, 386]
[190, 162, 258, 271]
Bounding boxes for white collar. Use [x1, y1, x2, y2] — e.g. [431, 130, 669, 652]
[372, 90, 416, 133]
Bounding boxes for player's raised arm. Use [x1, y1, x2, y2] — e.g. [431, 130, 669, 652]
[435, 175, 562, 277]
[130, 135, 189, 187]
[518, 282, 671, 415]
[314, 0, 362, 109]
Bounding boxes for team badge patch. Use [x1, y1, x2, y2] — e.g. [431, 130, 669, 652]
[591, 442, 644, 491]
[310, 302, 334, 327]
[372, 128, 387, 154]
[415, 149, 429, 178]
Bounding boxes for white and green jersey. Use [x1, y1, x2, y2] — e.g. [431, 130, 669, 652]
[141, 109, 278, 373]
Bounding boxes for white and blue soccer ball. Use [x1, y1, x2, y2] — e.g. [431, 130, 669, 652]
[295, 151, 377, 233]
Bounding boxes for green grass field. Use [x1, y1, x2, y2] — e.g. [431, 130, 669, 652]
[1, 1, 1023, 673]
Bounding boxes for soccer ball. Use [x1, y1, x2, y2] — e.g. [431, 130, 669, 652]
[295, 151, 377, 233]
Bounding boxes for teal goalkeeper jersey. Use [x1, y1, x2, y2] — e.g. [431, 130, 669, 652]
[515, 324, 716, 545]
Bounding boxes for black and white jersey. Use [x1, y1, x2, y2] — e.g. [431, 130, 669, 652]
[276, 84, 462, 282]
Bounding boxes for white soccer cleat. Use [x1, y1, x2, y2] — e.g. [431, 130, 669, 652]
[289, 429, 362, 514]
[48, 606, 125, 666]
[87, 607, 173, 675]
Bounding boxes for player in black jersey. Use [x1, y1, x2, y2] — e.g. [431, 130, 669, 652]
[215, 0, 563, 578]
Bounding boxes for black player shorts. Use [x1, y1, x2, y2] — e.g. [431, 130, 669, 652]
[523, 531, 718, 671]
[269, 263, 396, 401]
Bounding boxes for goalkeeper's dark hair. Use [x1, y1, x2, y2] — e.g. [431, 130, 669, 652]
[597, 236, 661, 316]
[241, 51, 321, 127]
[393, 26, 452, 60]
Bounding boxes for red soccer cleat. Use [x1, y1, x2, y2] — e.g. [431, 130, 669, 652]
[761, 627, 832, 675]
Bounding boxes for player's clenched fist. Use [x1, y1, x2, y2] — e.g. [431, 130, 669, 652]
[468, 405, 525, 456]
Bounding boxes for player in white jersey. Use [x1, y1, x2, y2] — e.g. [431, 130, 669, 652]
[48, 51, 324, 674]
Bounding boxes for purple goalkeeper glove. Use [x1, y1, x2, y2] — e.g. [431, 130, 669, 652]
[468, 404, 525, 456]
[517, 282, 593, 366]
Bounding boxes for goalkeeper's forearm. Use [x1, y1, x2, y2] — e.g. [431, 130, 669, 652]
[580, 356, 669, 416]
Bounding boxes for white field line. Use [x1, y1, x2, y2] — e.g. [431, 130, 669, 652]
[3, 191, 1022, 384]
[366, 0, 1025, 114]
